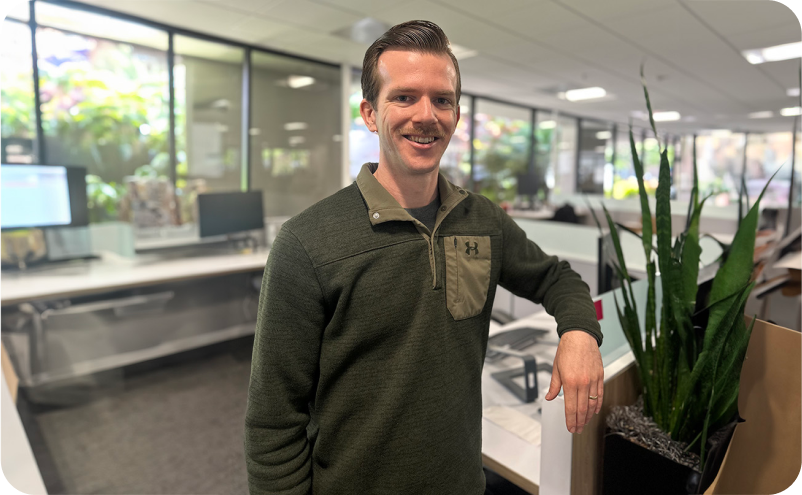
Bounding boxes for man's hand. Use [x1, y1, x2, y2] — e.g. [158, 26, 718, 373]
[544, 330, 604, 434]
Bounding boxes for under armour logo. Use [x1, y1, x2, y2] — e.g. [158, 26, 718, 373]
[465, 241, 479, 256]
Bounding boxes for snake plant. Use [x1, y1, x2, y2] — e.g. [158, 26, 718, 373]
[595, 67, 778, 466]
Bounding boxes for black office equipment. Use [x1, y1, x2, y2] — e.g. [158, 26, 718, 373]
[197, 191, 264, 238]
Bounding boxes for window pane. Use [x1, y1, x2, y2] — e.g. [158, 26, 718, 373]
[577, 120, 611, 194]
[349, 69, 378, 181]
[250, 51, 341, 217]
[35, 2, 168, 50]
[173, 36, 244, 223]
[611, 125, 640, 199]
[6, 1, 30, 22]
[473, 99, 531, 205]
[696, 132, 746, 206]
[1, 20, 37, 164]
[746, 132, 794, 207]
[36, 24, 170, 223]
[439, 99, 471, 189]
[540, 113, 577, 197]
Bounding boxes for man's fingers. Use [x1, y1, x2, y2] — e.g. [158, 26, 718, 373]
[545, 359, 561, 401]
[575, 384, 589, 433]
[586, 382, 598, 425]
[595, 378, 604, 414]
[564, 386, 577, 433]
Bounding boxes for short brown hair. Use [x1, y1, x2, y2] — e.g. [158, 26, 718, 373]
[361, 20, 461, 109]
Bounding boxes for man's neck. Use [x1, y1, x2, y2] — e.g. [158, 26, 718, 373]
[373, 162, 439, 209]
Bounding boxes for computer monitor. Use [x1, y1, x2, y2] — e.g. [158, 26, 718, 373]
[197, 191, 264, 238]
[1, 164, 88, 230]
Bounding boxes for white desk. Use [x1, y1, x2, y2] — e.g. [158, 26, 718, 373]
[1, 367, 46, 495]
[483, 276, 657, 494]
[1, 250, 269, 306]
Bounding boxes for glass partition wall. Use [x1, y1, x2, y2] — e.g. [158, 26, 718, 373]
[3, 0, 800, 228]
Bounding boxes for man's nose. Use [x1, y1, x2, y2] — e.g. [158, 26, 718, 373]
[412, 98, 437, 125]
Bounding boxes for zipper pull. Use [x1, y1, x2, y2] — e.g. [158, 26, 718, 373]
[454, 237, 458, 248]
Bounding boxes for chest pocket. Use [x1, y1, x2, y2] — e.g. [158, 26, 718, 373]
[443, 235, 491, 321]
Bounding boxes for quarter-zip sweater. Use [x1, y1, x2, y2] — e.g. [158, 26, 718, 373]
[245, 163, 602, 495]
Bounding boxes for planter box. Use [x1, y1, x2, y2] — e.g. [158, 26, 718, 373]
[602, 433, 700, 495]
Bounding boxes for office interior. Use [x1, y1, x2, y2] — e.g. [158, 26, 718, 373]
[1, 0, 800, 494]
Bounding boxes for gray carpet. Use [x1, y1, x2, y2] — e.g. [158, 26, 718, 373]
[30, 342, 254, 494]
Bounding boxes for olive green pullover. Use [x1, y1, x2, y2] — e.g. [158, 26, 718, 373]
[245, 163, 602, 494]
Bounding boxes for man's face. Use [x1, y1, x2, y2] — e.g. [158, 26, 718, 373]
[360, 50, 460, 176]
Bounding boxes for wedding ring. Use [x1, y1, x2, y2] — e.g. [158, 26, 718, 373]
[589, 395, 598, 400]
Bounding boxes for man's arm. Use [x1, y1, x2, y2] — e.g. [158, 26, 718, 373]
[245, 226, 326, 494]
[497, 209, 604, 434]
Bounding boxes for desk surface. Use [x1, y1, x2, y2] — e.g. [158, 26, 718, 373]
[2, 367, 47, 494]
[1, 250, 269, 306]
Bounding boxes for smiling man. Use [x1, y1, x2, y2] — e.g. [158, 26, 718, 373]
[245, 20, 604, 495]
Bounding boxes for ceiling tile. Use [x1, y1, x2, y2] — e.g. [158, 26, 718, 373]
[726, 21, 801, 50]
[553, 0, 674, 22]
[253, 0, 363, 32]
[680, 0, 796, 36]
[493, 2, 591, 38]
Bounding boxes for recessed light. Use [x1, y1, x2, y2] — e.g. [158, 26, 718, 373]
[564, 87, 606, 102]
[284, 122, 308, 131]
[539, 120, 556, 129]
[749, 111, 774, 119]
[788, 88, 800, 97]
[653, 111, 681, 122]
[742, 41, 802, 64]
[781, 106, 802, 116]
[595, 131, 612, 140]
[288, 75, 315, 89]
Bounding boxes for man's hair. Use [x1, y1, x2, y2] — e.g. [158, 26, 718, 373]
[361, 20, 461, 109]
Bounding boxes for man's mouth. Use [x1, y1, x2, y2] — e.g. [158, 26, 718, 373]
[403, 135, 438, 145]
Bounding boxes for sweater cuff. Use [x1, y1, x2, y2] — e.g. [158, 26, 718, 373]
[558, 327, 603, 347]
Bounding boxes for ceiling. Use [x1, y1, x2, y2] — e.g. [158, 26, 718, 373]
[74, 0, 801, 134]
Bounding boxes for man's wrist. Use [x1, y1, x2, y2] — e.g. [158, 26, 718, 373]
[561, 328, 602, 347]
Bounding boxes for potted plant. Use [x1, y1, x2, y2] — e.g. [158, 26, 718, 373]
[594, 68, 778, 495]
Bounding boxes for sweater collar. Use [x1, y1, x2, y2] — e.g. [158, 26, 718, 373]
[356, 163, 467, 227]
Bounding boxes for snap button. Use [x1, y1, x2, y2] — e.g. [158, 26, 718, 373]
[440, 206, 447, 212]
[459, 189, 466, 194]
[373, 212, 380, 219]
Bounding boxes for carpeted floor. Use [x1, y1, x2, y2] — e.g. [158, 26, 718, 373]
[21, 336, 529, 495]
[25, 338, 255, 495]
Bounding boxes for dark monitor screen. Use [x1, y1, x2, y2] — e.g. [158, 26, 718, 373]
[197, 191, 264, 238]
[1, 164, 88, 230]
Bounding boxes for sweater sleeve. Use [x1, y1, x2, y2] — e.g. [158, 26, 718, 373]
[245, 225, 326, 494]
[497, 208, 603, 346]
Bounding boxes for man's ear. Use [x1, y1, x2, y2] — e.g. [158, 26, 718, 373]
[359, 99, 378, 133]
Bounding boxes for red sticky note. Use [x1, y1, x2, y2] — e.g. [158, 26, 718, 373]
[594, 299, 603, 321]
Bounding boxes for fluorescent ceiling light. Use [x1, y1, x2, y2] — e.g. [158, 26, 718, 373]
[595, 131, 612, 140]
[249, 128, 261, 135]
[539, 120, 556, 129]
[564, 87, 606, 102]
[788, 88, 800, 97]
[288, 136, 306, 146]
[749, 111, 774, 119]
[449, 43, 478, 60]
[288, 76, 315, 89]
[742, 41, 802, 64]
[708, 129, 732, 137]
[284, 122, 308, 131]
[781, 106, 802, 116]
[653, 111, 681, 122]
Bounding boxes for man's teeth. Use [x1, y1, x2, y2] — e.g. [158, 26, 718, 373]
[407, 136, 436, 144]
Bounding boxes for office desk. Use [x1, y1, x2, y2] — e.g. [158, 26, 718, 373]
[483, 276, 655, 494]
[1, 250, 269, 389]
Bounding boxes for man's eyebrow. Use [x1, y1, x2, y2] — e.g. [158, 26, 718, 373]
[388, 87, 456, 97]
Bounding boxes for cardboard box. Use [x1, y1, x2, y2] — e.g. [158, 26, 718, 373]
[705, 317, 801, 494]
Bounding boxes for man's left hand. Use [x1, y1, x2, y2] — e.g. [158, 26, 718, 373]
[544, 330, 604, 434]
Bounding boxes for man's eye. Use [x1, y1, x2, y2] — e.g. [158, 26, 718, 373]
[436, 98, 451, 105]
[396, 95, 410, 102]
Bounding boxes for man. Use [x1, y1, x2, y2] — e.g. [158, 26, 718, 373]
[245, 20, 604, 495]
